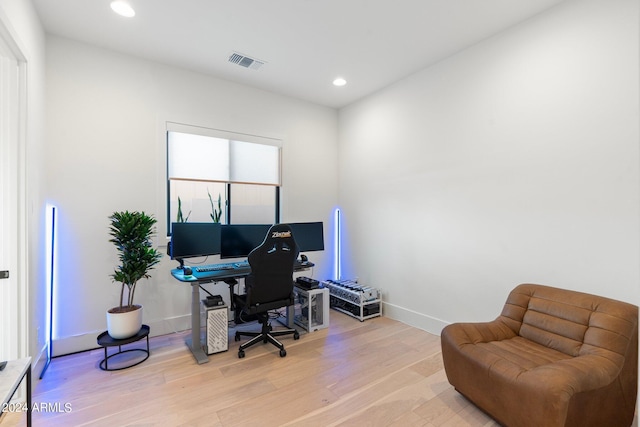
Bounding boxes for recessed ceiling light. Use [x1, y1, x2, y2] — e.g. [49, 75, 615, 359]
[333, 77, 347, 87]
[111, 1, 135, 18]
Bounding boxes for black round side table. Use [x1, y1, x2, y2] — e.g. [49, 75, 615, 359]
[97, 325, 150, 371]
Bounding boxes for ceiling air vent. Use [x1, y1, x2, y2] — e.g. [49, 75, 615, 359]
[228, 52, 265, 70]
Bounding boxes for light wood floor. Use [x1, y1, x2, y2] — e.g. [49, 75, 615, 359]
[1, 312, 502, 427]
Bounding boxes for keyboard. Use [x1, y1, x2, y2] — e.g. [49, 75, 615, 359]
[194, 261, 251, 273]
[195, 263, 236, 273]
[192, 259, 309, 274]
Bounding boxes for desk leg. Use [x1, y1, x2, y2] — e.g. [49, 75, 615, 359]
[285, 305, 294, 328]
[227, 282, 235, 310]
[26, 364, 32, 427]
[186, 282, 208, 364]
[276, 305, 295, 329]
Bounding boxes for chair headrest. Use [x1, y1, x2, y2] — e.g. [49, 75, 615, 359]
[248, 223, 298, 262]
[258, 224, 297, 251]
[266, 223, 295, 242]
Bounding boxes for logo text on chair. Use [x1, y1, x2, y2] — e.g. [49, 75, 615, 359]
[272, 231, 292, 238]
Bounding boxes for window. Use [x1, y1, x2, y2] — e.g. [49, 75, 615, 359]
[166, 126, 281, 234]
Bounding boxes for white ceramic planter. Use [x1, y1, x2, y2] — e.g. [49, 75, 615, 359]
[106, 305, 143, 339]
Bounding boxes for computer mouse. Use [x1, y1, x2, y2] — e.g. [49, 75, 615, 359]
[183, 266, 192, 276]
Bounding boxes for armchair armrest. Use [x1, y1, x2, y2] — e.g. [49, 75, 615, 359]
[441, 318, 518, 346]
[519, 353, 622, 396]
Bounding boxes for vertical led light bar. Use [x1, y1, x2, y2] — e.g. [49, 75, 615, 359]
[334, 208, 341, 280]
[40, 204, 56, 379]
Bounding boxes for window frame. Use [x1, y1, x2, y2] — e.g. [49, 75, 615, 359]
[164, 123, 282, 236]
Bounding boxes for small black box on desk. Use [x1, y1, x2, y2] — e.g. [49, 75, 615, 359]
[203, 294, 224, 307]
[296, 276, 319, 290]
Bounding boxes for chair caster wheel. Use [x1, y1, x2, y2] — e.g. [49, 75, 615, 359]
[279, 349, 287, 357]
[235, 332, 241, 341]
[238, 350, 245, 358]
[294, 331, 300, 340]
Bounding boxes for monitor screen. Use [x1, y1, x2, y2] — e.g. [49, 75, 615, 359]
[288, 222, 324, 252]
[170, 222, 221, 260]
[220, 224, 271, 259]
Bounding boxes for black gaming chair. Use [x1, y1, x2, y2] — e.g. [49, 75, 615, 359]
[233, 223, 300, 358]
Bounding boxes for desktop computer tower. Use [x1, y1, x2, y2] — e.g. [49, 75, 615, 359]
[293, 286, 330, 332]
[202, 301, 228, 355]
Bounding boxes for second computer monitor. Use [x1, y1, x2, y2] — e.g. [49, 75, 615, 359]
[220, 224, 271, 259]
[288, 222, 324, 252]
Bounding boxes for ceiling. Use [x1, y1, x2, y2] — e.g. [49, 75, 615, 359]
[32, 0, 566, 109]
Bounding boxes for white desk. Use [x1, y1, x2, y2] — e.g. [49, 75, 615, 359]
[0, 357, 32, 426]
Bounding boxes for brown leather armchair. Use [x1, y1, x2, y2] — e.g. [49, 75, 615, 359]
[441, 284, 638, 427]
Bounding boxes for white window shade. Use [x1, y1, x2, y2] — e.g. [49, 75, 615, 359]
[230, 140, 280, 185]
[168, 132, 229, 181]
[168, 131, 281, 185]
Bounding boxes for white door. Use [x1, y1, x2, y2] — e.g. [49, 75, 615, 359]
[0, 25, 26, 361]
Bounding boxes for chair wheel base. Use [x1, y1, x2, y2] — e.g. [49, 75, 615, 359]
[234, 312, 299, 358]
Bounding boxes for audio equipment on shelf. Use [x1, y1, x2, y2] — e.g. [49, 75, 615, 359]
[322, 279, 381, 321]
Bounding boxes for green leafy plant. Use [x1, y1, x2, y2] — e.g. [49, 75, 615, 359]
[208, 190, 222, 223]
[176, 197, 191, 223]
[109, 211, 163, 311]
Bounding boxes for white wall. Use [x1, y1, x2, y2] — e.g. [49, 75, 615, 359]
[0, 0, 47, 369]
[338, 0, 639, 334]
[13, 0, 639, 356]
[45, 37, 338, 354]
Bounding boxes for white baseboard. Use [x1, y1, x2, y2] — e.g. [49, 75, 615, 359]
[51, 314, 192, 357]
[49, 307, 447, 356]
[382, 302, 449, 336]
[32, 343, 47, 379]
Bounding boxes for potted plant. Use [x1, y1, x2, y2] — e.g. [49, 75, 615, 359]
[107, 211, 163, 339]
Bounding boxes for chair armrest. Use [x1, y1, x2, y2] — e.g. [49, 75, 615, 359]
[441, 318, 518, 346]
[519, 353, 622, 395]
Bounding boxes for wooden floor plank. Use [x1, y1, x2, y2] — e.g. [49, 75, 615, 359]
[6, 310, 627, 427]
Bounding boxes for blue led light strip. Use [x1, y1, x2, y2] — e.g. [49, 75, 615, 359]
[40, 204, 56, 379]
[334, 208, 341, 280]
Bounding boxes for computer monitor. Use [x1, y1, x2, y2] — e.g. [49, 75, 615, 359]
[219, 222, 325, 259]
[220, 224, 271, 259]
[287, 222, 324, 252]
[170, 223, 221, 262]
